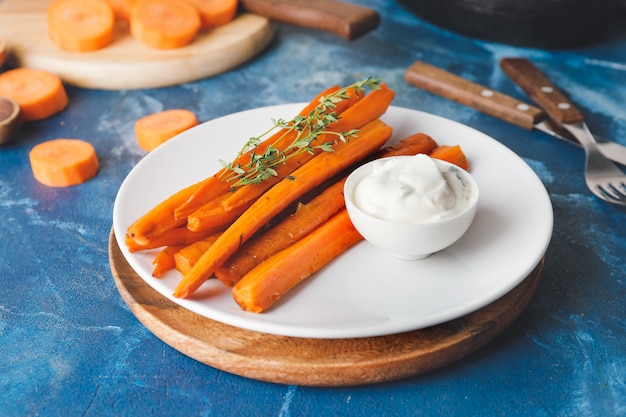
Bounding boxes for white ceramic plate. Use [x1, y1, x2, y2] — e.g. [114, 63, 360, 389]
[113, 104, 553, 339]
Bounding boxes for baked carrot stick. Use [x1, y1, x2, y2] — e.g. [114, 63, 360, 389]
[184, 0, 238, 28]
[173, 118, 393, 298]
[126, 180, 203, 246]
[130, 0, 201, 49]
[135, 109, 199, 152]
[173, 85, 343, 220]
[429, 144, 469, 170]
[152, 245, 185, 277]
[173, 231, 222, 274]
[215, 180, 346, 286]
[220, 85, 392, 213]
[29, 139, 99, 187]
[126, 223, 224, 252]
[186, 192, 250, 232]
[0, 68, 68, 122]
[48, 0, 116, 52]
[232, 209, 362, 313]
[215, 132, 439, 286]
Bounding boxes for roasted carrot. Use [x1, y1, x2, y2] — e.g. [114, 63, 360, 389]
[47, 0, 116, 52]
[173, 85, 343, 220]
[152, 245, 185, 277]
[184, 0, 238, 28]
[0, 68, 68, 122]
[186, 192, 250, 232]
[429, 144, 469, 170]
[215, 132, 439, 286]
[130, 0, 201, 49]
[215, 179, 346, 286]
[126, 179, 205, 246]
[135, 109, 199, 152]
[173, 231, 222, 274]
[125, 222, 223, 252]
[29, 139, 99, 187]
[220, 85, 392, 213]
[232, 209, 362, 313]
[173, 118, 393, 298]
[325, 83, 395, 133]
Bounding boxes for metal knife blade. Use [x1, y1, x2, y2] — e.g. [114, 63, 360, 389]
[405, 60, 626, 166]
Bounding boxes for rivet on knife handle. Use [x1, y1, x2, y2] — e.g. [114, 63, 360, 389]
[499, 58, 584, 124]
[239, 0, 380, 40]
[405, 61, 544, 130]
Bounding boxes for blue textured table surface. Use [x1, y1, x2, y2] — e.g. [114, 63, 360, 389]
[1, 1, 625, 416]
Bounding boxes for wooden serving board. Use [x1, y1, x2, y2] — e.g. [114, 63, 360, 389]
[109, 229, 544, 386]
[0, 0, 276, 90]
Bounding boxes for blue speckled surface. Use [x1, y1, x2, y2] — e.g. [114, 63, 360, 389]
[1, 1, 625, 416]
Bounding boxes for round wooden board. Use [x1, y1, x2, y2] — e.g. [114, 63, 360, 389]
[109, 229, 543, 386]
[0, 0, 276, 90]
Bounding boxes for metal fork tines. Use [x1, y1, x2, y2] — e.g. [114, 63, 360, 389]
[566, 122, 626, 206]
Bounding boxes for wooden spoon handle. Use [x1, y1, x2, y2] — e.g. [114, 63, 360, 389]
[499, 57, 584, 124]
[239, 0, 380, 40]
[405, 60, 544, 130]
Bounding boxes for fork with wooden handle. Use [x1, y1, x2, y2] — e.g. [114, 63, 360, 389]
[499, 57, 626, 206]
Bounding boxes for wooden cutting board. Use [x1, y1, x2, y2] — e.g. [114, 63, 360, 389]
[109, 229, 544, 386]
[0, 0, 276, 90]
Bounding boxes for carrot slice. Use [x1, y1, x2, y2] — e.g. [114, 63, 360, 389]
[134, 109, 199, 152]
[29, 139, 99, 187]
[0, 68, 68, 122]
[184, 0, 238, 28]
[232, 210, 362, 313]
[106, 0, 133, 20]
[47, 0, 115, 52]
[173, 118, 393, 298]
[429, 144, 469, 170]
[130, 0, 201, 49]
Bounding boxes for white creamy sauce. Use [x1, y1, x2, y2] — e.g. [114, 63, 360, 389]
[353, 154, 471, 223]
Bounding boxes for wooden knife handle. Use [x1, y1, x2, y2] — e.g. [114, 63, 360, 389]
[405, 61, 544, 130]
[499, 57, 584, 124]
[239, 0, 380, 40]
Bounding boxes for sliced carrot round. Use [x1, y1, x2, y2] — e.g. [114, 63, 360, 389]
[48, 0, 115, 52]
[184, 0, 238, 29]
[135, 109, 199, 151]
[130, 0, 201, 49]
[0, 68, 69, 122]
[29, 139, 99, 187]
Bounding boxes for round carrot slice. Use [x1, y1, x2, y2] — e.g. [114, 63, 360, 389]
[185, 0, 238, 28]
[29, 139, 99, 187]
[47, 0, 115, 52]
[130, 0, 201, 49]
[134, 109, 199, 151]
[0, 68, 69, 122]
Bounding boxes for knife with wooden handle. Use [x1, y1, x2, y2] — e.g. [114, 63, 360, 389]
[405, 60, 626, 166]
[240, 0, 380, 40]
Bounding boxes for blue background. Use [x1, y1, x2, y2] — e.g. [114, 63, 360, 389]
[1, 1, 625, 416]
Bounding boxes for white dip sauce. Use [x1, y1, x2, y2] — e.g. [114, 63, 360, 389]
[353, 154, 471, 223]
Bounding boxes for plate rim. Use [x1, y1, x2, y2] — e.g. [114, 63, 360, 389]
[113, 103, 554, 339]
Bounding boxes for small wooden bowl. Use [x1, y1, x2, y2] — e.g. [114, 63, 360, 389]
[0, 96, 22, 145]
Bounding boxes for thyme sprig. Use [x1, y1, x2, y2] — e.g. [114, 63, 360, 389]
[219, 77, 382, 188]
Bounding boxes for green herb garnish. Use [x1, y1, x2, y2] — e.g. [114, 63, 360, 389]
[219, 77, 381, 188]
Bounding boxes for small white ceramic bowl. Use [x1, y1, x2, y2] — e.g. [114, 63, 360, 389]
[344, 156, 479, 260]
